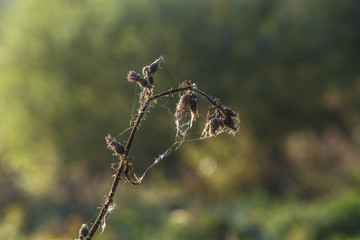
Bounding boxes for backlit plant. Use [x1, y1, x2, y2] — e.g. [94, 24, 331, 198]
[76, 56, 240, 239]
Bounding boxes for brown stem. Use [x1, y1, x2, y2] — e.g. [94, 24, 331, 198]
[86, 162, 125, 239]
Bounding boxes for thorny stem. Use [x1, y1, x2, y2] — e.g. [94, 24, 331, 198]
[85, 85, 222, 239]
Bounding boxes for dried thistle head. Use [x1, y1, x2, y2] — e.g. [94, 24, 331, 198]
[222, 116, 238, 132]
[209, 116, 223, 136]
[202, 114, 223, 137]
[148, 55, 164, 75]
[220, 106, 240, 134]
[127, 71, 152, 89]
[127, 71, 141, 82]
[105, 134, 125, 156]
[142, 56, 164, 85]
[142, 67, 154, 84]
[202, 106, 239, 137]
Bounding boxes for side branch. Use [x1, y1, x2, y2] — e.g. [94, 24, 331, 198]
[151, 86, 221, 109]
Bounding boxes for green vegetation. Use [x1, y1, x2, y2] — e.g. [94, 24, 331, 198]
[0, 0, 359, 239]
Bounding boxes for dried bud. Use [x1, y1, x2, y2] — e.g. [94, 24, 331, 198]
[203, 116, 223, 137]
[79, 224, 89, 238]
[105, 134, 125, 156]
[142, 67, 154, 85]
[127, 71, 141, 83]
[223, 107, 237, 117]
[127, 71, 152, 89]
[148, 55, 164, 75]
[141, 56, 163, 86]
[222, 116, 238, 132]
[210, 116, 223, 135]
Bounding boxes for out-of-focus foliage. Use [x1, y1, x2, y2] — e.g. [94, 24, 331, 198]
[0, 0, 359, 239]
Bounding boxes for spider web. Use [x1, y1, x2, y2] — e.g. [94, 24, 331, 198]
[132, 111, 208, 184]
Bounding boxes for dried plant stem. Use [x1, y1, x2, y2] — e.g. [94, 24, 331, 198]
[85, 86, 221, 239]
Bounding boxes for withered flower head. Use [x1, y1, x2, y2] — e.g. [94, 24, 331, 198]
[203, 115, 223, 137]
[79, 224, 89, 238]
[105, 134, 125, 156]
[210, 116, 223, 136]
[127, 71, 141, 82]
[148, 55, 164, 75]
[127, 71, 152, 89]
[142, 56, 164, 78]
[222, 116, 238, 132]
[142, 67, 154, 85]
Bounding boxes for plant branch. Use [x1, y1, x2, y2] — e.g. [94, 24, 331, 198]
[80, 57, 239, 239]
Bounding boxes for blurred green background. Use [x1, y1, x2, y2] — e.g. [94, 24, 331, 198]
[1, 0, 360, 239]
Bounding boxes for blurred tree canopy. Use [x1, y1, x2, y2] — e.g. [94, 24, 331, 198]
[0, 0, 360, 239]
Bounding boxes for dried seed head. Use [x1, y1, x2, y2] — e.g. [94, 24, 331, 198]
[127, 71, 152, 89]
[209, 116, 223, 135]
[79, 224, 89, 238]
[105, 134, 125, 156]
[141, 56, 164, 86]
[222, 116, 238, 132]
[142, 67, 154, 85]
[127, 71, 141, 82]
[223, 107, 237, 118]
[203, 115, 223, 137]
[148, 55, 164, 75]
